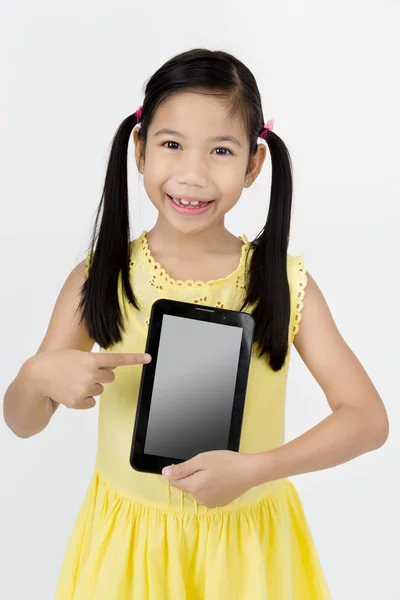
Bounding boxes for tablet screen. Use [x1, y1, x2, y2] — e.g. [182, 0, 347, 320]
[144, 314, 243, 460]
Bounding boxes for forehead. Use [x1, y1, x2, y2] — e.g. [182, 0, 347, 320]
[149, 92, 247, 140]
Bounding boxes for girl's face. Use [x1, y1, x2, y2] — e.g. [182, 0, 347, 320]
[134, 92, 265, 235]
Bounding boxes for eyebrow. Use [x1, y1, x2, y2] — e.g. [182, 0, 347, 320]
[153, 127, 243, 148]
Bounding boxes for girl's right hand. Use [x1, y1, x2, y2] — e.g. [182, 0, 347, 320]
[26, 349, 152, 410]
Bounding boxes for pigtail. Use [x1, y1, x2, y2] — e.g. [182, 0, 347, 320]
[76, 112, 141, 349]
[239, 130, 293, 372]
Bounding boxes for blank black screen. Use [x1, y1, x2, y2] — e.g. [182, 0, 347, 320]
[144, 314, 243, 460]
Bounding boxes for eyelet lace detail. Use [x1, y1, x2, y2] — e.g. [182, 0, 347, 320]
[126, 231, 252, 332]
[292, 255, 307, 341]
[136, 230, 250, 288]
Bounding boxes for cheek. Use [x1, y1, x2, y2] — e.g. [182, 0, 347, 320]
[218, 167, 246, 191]
[145, 153, 176, 179]
[217, 174, 246, 206]
[146, 152, 174, 178]
[142, 168, 170, 206]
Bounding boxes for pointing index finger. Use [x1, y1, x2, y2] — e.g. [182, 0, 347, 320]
[95, 352, 152, 369]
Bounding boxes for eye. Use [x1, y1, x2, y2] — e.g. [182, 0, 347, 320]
[161, 141, 233, 156]
[213, 147, 233, 156]
[162, 141, 180, 150]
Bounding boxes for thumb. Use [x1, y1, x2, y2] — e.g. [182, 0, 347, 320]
[162, 457, 199, 479]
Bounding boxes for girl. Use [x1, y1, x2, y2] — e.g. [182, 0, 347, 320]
[3, 48, 389, 599]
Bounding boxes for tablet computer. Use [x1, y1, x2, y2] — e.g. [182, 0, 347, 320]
[130, 299, 255, 475]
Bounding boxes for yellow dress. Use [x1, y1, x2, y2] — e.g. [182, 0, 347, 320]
[54, 230, 331, 599]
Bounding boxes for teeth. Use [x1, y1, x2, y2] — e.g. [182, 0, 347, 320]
[172, 197, 208, 207]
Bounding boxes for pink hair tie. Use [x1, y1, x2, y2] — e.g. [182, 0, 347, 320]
[136, 105, 143, 123]
[259, 119, 274, 139]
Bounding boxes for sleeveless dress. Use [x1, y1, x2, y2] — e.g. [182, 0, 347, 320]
[54, 230, 331, 599]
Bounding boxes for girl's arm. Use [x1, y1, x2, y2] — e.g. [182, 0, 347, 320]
[2, 259, 95, 438]
[249, 272, 389, 487]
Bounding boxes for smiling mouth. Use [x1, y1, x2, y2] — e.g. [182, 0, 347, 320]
[166, 194, 215, 216]
[166, 194, 214, 208]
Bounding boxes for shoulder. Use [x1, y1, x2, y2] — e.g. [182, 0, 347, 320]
[286, 254, 333, 352]
[292, 266, 334, 352]
[129, 232, 146, 264]
[286, 253, 306, 286]
[290, 265, 353, 398]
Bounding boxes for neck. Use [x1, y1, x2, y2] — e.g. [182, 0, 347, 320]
[146, 217, 240, 259]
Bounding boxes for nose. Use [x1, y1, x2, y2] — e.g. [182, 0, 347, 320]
[176, 152, 208, 188]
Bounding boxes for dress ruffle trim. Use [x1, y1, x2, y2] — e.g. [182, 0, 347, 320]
[54, 470, 330, 600]
[292, 255, 307, 341]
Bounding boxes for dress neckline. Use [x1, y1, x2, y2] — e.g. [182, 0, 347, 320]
[137, 230, 251, 288]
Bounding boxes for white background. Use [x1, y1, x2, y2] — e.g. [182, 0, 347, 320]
[1, 1, 399, 598]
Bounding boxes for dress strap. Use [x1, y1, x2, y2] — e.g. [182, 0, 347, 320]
[290, 255, 307, 342]
[84, 249, 94, 279]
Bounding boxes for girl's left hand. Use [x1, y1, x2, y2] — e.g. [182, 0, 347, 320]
[162, 450, 255, 509]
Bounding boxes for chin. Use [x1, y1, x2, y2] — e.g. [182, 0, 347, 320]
[165, 218, 213, 235]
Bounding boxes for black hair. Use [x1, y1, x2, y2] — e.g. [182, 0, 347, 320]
[77, 48, 293, 372]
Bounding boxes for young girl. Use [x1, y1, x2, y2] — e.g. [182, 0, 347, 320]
[4, 48, 389, 599]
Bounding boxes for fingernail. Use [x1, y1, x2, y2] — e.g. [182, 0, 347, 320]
[162, 465, 174, 476]
[143, 354, 151, 362]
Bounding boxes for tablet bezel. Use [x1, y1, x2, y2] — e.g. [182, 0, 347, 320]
[130, 298, 255, 475]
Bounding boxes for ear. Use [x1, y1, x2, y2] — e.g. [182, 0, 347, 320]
[132, 127, 144, 173]
[245, 143, 267, 187]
